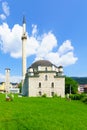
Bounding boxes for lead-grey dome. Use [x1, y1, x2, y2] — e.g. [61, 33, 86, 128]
[30, 60, 53, 68]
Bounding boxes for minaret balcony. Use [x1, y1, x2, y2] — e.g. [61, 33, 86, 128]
[21, 34, 27, 40]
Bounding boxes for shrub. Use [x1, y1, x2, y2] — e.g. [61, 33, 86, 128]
[82, 96, 87, 104]
[52, 93, 58, 98]
[74, 94, 82, 100]
[69, 94, 74, 100]
[69, 94, 86, 100]
[42, 93, 47, 97]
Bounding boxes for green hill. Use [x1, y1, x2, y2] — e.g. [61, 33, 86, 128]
[72, 77, 87, 84]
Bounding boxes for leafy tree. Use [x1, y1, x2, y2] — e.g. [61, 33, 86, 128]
[65, 77, 78, 94]
[18, 82, 22, 93]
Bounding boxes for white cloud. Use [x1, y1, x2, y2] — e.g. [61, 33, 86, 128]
[10, 75, 22, 83]
[0, 23, 78, 82]
[32, 24, 38, 36]
[0, 1, 10, 20]
[0, 23, 78, 67]
[46, 52, 60, 65]
[26, 36, 39, 56]
[35, 32, 57, 59]
[46, 51, 78, 67]
[0, 73, 21, 83]
[59, 52, 78, 66]
[0, 73, 5, 82]
[0, 14, 6, 20]
[2, 2, 10, 16]
[0, 23, 22, 58]
[58, 40, 74, 56]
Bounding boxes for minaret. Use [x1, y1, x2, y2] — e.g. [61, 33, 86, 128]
[21, 16, 27, 81]
[5, 68, 10, 92]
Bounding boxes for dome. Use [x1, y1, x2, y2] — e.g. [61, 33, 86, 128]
[58, 66, 63, 68]
[30, 60, 53, 68]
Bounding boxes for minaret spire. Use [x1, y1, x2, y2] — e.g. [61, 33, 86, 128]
[21, 16, 27, 81]
[22, 16, 26, 36]
[23, 16, 26, 24]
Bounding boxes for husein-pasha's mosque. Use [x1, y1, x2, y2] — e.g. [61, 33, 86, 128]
[21, 17, 65, 97]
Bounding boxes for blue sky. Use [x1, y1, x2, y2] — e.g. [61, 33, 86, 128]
[0, 0, 87, 82]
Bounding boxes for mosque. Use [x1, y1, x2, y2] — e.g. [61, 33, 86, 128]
[21, 17, 65, 97]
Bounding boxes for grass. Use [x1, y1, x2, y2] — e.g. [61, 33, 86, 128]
[0, 94, 87, 130]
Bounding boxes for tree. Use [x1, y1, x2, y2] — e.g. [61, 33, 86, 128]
[65, 77, 78, 94]
[18, 82, 22, 93]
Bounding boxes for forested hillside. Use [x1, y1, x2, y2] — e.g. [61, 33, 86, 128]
[72, 77, 87, 84]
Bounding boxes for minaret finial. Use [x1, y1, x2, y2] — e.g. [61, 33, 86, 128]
[22, 15, 27, 35]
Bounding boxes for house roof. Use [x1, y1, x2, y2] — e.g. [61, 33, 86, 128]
[84, 85, 87, 88]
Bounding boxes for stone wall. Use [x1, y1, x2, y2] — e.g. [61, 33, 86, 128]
[28, 72, 65, 97]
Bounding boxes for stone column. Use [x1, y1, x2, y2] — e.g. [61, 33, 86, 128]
[5, 68, 10, 92]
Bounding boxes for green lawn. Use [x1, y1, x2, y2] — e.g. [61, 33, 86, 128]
[0, 94, 87, 130]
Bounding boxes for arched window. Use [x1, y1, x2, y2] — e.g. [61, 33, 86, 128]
[45, 67, 47, 71]
[51, 92, 54, 96]
[39, 82, 41, 88]
[39, 91, 42, 96]
[51, 82, 54, 88]
[45, 75, 48, 81]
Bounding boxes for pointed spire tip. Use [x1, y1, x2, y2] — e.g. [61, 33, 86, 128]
[23, 16, 26, 23]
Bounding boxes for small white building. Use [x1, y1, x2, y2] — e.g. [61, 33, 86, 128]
[9, 88, 19, 94]
[22, 60, 65, 97]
